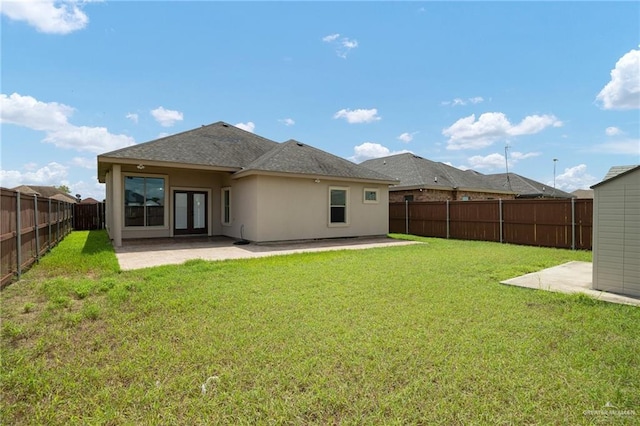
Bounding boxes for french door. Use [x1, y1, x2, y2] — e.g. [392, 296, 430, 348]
[174, 191, 208, 235]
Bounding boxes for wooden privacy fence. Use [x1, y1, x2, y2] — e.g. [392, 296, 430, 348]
[1, 188, 74, 287]
[74, 202, 105, 231]
[390, 199, 593, 250]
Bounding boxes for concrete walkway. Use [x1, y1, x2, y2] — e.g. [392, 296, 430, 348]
[501, 261, 640, 307]
[114, 236, 418, 271]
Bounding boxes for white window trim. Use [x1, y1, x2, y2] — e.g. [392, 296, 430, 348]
[363, 188, 379, 204]
[122, 172, 169, 230]
[328, 186, 350, 227]
[170, 186, 213, 237]
[221, 187, 232, 226]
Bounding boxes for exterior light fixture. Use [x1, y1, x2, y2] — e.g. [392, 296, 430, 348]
[137, 164, 145, 170]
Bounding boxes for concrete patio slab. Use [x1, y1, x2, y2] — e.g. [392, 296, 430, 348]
[114, 236, 419, 271]
[501, 261, 640, 307]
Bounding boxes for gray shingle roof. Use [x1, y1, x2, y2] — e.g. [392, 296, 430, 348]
[360, 153, 576, 198]
[11, 185, 78, 203]
[485, 173, 574, 198]
[100, 121, 279, 169]
[360, 153, 510, 192]
[99, 122, 396, 183]
[240, 140, 396, 182]
[602, 165, 639, 181]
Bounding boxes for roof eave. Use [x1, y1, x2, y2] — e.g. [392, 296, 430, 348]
[232, 169, 398, 185]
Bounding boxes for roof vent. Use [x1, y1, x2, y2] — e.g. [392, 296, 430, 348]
[434, 176, 438, 183]
[296, 142, 304, 147]
[222, 123, 229, 127]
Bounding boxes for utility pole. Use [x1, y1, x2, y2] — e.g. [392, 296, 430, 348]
[504, 145, 512, 191]
[553, 158, 558, 197]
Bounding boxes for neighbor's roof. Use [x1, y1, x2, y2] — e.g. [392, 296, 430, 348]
[11, 185, 77, 203]
[484, 173, 575, 198]
[571, 189, 594, 199]
[360, 153, 513, 193]
[591, 165, 640, 189]
[98, 121, 396, 183]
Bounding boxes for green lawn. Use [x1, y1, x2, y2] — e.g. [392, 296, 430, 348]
[1, 231, 638, 425]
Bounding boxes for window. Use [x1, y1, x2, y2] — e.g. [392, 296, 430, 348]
[221, 187, 231, 225]
[124, 176, 165, 227]
[329, 187, 348, 225]
[364, 188, 379, 204]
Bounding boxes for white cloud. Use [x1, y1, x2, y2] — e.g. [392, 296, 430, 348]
[441, 96, 484, 106]
[69, 179, 105, 201]
[397, 131, 418, 143]
[605, 126, 623, 136]
[279, 118, 295, 126]
[443, 112, 563, 150]
[1, 0, 89, 34]
[1, 92, 73, 130]
[323, 33, 358, 58]
[0, 162, 69, 188]
[126, 112, 139, 124]
[553, 164, 598, 192]
[150, 106, 183, 127]
[467, 151, 540, 170]
[322, 33, 340, 43]
[592, 139, 640, 155]
[235, 121, 255, 133]
[596, 48, 640, 110]
[70, 157, 95, 169]
[334, 108, 381, 124]
[349, 142, 411, 163]
[1, 92, 135, 154]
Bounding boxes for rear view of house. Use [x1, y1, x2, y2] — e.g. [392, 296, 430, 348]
[98, 122, 396, 247]
[591, 165, 640, 297]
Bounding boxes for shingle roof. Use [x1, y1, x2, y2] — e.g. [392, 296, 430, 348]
[100, 121, 278, 169]
[99, 122, 396, 183]
[484, 173, 574, 198]
[360, 153, 576, 198]
[11, 185, 77, 203]
[239, 140, 396, 182]
[591, 165, 640, 188]
[360, 153, 511, 192]
[602, 165, 639, 181]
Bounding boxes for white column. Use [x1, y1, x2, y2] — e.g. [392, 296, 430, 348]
[112, 165, 123, 247]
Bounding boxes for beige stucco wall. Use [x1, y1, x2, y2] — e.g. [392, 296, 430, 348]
[103, 163, 391, 245]
[238, 175, 389, 242]
[592, 169, 640, 297]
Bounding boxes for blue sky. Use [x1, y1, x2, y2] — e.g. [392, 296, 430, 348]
[1, 1, 639, 200]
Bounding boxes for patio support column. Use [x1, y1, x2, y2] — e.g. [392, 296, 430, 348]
[112, 164, 123, 247]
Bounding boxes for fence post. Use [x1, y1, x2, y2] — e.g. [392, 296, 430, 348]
[405, 200, 409, 235]
[56, 201, 60, 243]
[48, 198, 52, 251]
[499, 199, 503, 243]
[446, 199, 450, 239]
[571, 197, 576, 250]
[16, 191, 22, 280]
[34, 194, 40, 261]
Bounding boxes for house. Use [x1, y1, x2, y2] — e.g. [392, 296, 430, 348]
[97, 122, 397, 247]
[591, 165, 640, 297]
[570, 189, 594, 199]
[484, 173, 575, 199]
[80, 197, 101, 204]
[11, 185, 77, 204]
[360, 153, 516, 202]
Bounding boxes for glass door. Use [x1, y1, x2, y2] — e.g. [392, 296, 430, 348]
[174, 191, 208, 235]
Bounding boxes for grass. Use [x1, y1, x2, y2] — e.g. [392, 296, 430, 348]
[1, 230, 638, 425]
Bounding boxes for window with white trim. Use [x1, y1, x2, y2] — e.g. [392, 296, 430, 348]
[124, 176, 165, 227]
[221, 187, 231, 225]
[363, 188, 379, 204]
[329, 187, 349, 225]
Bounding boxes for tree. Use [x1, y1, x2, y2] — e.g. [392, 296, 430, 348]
[56, 185, 71, 194]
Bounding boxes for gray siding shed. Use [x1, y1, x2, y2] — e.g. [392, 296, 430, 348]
[591, 166, 640, 297]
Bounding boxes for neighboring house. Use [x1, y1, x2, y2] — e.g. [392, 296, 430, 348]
[97, 121, 396, 247]
[80, 197, 101, 204]
[360, 153, 516, 202]
[361, 154, 575, 201]
[571, 189, 594, 199]
[11, 185, 77, 204]
[591, 165, 640, 297]
[483, 173, 575, 199]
